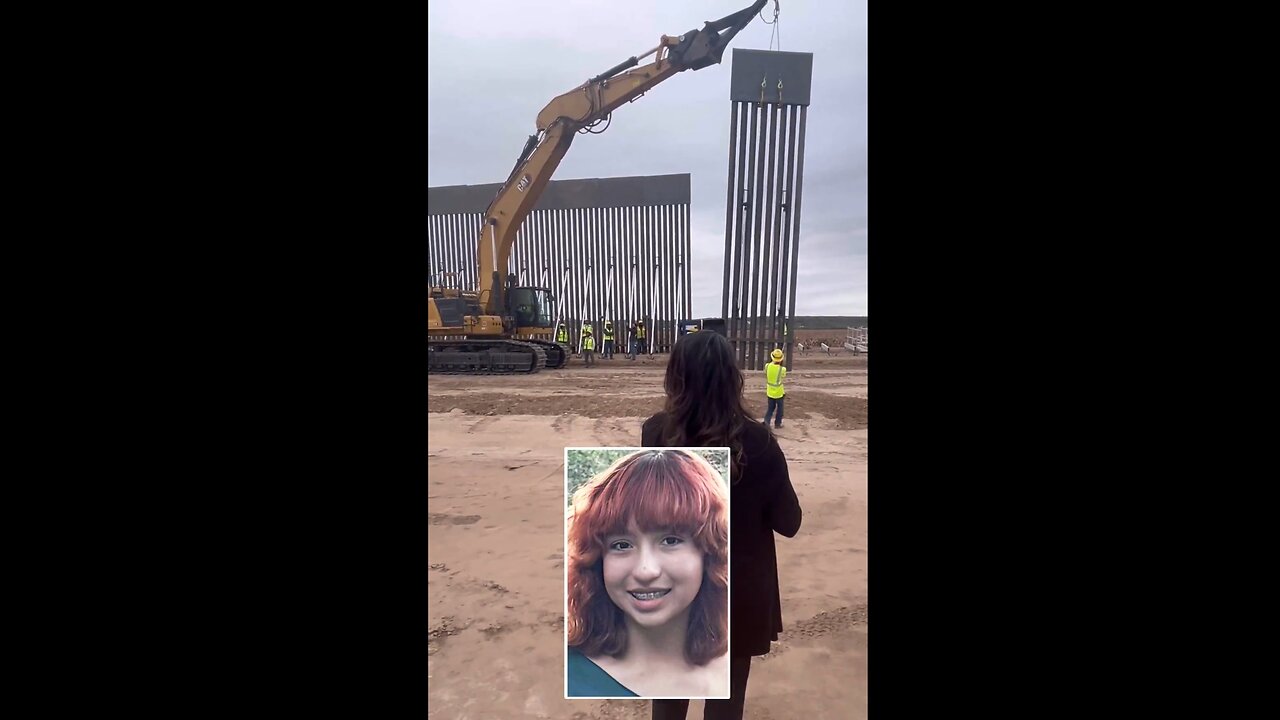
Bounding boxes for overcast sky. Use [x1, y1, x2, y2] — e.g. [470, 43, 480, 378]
[428, 0, 866, 317]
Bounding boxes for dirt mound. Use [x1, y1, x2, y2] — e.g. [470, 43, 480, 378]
[744, 392, 868, 430]
[429, 392, 663, 418]
[429, 391, 867, 429]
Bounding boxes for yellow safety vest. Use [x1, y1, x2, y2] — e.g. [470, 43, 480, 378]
[604, 327, 614, 340]
[557, 327, 568, 343]
[636, 325, 646, 339]
[765, 362, 786, 399]
[583, 335, 595, 351]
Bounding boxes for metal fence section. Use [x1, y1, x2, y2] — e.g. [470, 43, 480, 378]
[722, 49, 814, 370]
[845, 327, 868, 354]
[428, 174, 692, 353]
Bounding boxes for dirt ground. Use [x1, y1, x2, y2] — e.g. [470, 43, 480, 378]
[428, 349, 867, 720]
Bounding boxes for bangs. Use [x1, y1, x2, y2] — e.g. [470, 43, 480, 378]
[570, 450, 728, 555]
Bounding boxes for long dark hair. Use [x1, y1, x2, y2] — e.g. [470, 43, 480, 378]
[660, 331, 755, 481]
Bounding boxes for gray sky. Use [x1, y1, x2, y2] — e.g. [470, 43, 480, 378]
[428, 0, 866, 317]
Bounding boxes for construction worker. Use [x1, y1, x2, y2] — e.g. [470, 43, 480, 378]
[581, 324, 596, 367]
[763, 348, 787, 429]
[634, 319, 647, 357]
[602, 321, 615, 359]
[556, 322, 568, 345]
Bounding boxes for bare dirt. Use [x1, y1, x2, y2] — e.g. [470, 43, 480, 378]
[428, 351, 867, 720]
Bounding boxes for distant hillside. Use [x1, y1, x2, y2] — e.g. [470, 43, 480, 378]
[793, 316, 867, 329]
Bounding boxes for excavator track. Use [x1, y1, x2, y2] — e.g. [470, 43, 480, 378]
[525, 340, 570, 369]
[428, 339, 548, 375]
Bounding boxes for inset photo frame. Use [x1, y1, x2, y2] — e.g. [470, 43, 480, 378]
[563, 447, 731, 700]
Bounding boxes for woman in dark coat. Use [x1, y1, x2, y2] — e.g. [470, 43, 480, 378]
[641, 331, 803, 720]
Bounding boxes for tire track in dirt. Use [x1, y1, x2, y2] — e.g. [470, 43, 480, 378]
[790, 604, 868, 637]
[570, 701, 650, 720]
[466, 416, 499, 434]
[429, 513, 482, 525]
[432, 392, 867, 429]
[427, 615, 468, 656]
[757, 603, 869, 663]
[428, 570, 535, 656]
[587, 417, 639, 445]
[611, 418, 640, 445]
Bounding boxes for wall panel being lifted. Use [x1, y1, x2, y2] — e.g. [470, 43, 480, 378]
[721, 49, 813, 370]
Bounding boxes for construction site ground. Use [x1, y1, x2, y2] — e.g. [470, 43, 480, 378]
[428, 333, 867, 720]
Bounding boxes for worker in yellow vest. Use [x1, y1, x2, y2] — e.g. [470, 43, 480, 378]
[763, 348, 787, 429]
[628, 319, 646, 360]
[581, 324, 596, 367]
[602, 321, 615, 359]
[556, 322, 568, 344]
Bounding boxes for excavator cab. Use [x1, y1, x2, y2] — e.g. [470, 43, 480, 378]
[508, 286, 556, 330]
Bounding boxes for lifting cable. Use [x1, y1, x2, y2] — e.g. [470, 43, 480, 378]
[759, 1, 781, 51]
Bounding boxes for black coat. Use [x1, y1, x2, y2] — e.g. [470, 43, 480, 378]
[642, 413, 802, 657]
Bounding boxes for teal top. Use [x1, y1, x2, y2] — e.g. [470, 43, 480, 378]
[567, 647, 639, 697]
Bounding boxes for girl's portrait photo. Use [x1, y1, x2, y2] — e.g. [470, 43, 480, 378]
[564, 448, 730, 699]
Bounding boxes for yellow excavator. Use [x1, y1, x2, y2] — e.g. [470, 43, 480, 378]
[428, 0, 772, 374]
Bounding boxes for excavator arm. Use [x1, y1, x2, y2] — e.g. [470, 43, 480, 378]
[475, 0, 770, 317]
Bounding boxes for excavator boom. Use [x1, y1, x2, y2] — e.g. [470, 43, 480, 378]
[477, 0, 769, 317]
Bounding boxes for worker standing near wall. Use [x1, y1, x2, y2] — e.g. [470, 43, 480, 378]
[557, 322, 569, 345]
[581, 323, 596, 367]
[602, 321, 615, 360]
[635, 319, 647, 357]
[763, 348, 787, 429]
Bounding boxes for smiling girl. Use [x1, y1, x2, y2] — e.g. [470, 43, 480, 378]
[566, 449, 730, 698]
